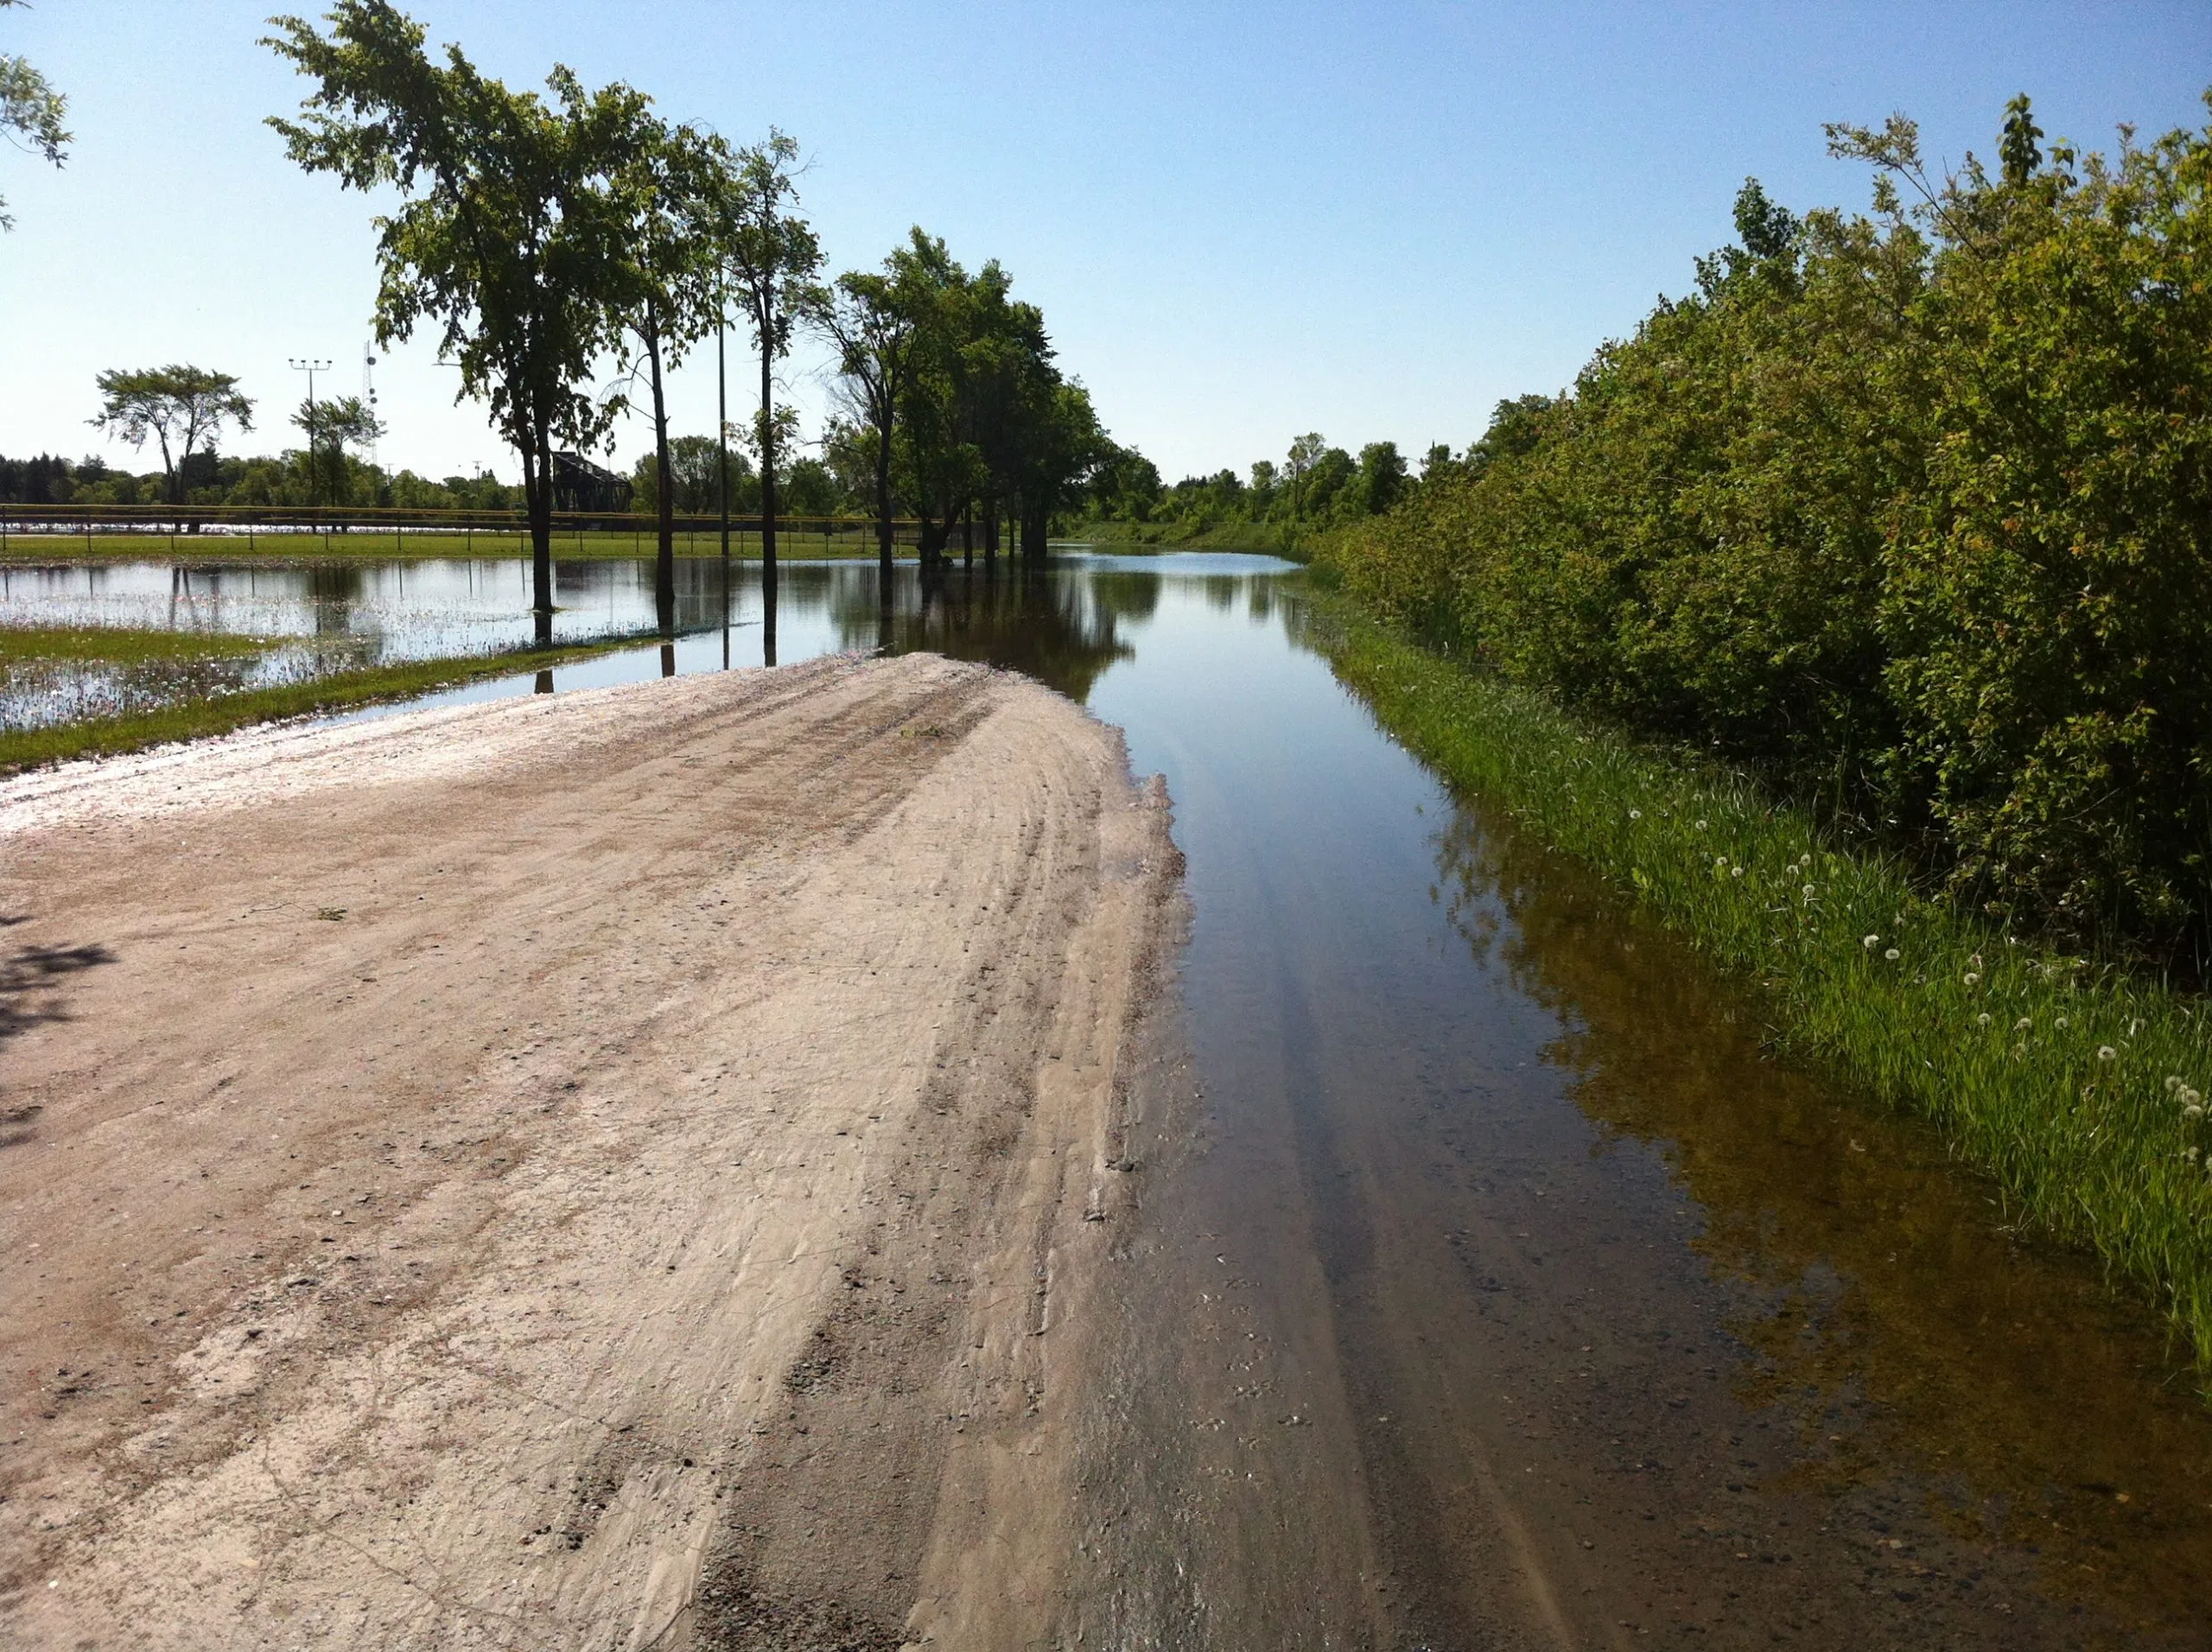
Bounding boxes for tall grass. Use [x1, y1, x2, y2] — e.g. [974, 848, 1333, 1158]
[1315, 602, 2212, 1369]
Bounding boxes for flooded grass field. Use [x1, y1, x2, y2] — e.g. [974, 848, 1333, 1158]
[5, 549, 2209, 1642]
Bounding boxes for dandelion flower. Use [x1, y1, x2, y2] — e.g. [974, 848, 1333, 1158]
[2170, 1076, 2185, 1092]
[2098, 1045, 2118, 1062]
[1977, 1013, 1993, 1027]
[1630, 810, 1642, 820]
[1863, 935, 1879, 950]
[1802, 885, 1816, 899]
[1696, 820, 1709, 830]
[2186, 1105, 2205, 1121]
[2187, 1144, 2202, 1162]
[2055, 1016, 2069, 1030]
[1964, 973, 1981, 987]
[2184, 1088, 2203, 1109]
[1716, 855, 1729, 869]
[2015, 1017, 2032, 1032]
[1732, 866, 1745, 879]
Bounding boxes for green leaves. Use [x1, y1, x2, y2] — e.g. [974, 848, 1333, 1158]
[1325, 90, 2212, 963]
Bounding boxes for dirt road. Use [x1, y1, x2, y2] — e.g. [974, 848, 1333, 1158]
[0, 654, 1183, 1649]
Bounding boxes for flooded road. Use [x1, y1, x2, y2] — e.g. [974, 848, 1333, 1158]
[9, 551, 2211, 1643]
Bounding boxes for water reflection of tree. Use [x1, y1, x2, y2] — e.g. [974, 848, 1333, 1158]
[833, 565, 1136, 703]
[1431, 803, 2212, 1626]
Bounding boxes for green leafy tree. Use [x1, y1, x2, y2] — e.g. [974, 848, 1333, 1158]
[605, 107, 729, 628]
[265, 2, 634, 642]
[721, 130, 823, 620]
[819, 228, 944, 592]
[90, 365, 255, 509]
[291, 391, 384, 504]
[0, 0, 67, 232]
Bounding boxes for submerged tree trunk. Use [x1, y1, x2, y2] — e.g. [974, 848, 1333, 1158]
[650, 321, 675, 637]
[1020, 499, 1048, 565]
[982, 497, 999, 569]
[525, 427, 555, 648]
[759, 330, 779, 652]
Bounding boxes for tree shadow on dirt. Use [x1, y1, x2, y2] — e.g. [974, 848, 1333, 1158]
[1, 918, 118, 1148]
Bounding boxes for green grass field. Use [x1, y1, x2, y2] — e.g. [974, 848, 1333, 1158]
[1313, 600, 2212, 1376]
[0, 635, 644, 774]
[0, 525, 892, 562]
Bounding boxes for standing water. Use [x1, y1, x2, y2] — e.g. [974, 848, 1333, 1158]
[5, 550, 2209, 1643]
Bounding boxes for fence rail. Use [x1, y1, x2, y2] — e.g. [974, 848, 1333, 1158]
[0, 502, 926, 545]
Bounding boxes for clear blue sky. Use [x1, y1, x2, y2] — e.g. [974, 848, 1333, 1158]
[3, 1, 2205, 485]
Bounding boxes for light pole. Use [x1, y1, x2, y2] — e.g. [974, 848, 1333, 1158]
[289, 358, 333, 509]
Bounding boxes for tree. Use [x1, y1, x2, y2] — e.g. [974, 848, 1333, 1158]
[721, 130, 823, 627]
[818, 229, 944, 598]
[606, 108, 729, 631]
[266, 2, 633, 644]
[0, 0, 67, 232]
[1285, 432, 1325, 527]
[292, 391, 383, 504]
[90, 365, 254, 511]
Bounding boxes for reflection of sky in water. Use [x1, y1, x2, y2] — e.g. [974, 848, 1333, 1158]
[0, 552, 1300, 730]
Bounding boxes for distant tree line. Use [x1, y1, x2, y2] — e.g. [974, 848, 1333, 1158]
[1084, 434, 1416, 541]
[1323, 94, 2212, 966]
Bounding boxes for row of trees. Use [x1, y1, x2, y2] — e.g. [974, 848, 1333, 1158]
[1086, 434, 1415, 540]
[1324, 94, 2212, 965]
[263, 1, 1105, 641]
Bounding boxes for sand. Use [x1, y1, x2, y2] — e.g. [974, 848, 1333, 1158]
[0, 653, 1183, 1649]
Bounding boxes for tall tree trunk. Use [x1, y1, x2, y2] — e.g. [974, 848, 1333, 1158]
[650, 321, 675, 637]
[982, 496, 999, 569]
[873, 416, 895, 594]
[759, 321, 779, 648]
[1021, 499, 1048, 564]
[526, 424, 554, 648]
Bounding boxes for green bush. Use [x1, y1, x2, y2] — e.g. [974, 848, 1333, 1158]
[1323, 95, 2212, 963]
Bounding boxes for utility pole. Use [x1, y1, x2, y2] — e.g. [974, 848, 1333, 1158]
[717, 276, 731, 562]
[289, 357, 332, 508]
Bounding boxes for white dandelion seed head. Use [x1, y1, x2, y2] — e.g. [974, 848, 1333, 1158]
[2169, 1076, 2185, 1092]
[2098, 1045, 2119, 1062]
[1970, 953, 1984, 970]
[1884, 948, 1901, 962]
[1964, 973, 1982, 987]
[1802, 885, 1816, 899]
[2189, 1145, 2203, 1163]
[2056, 1016, 2069, 1029]
[2185, 1104, 2205, 1121]
[2015, 1017, 2033, 1031]
[2184, 1088, 2203, 1109]
[1630, 810, 1642, 820]
[1977, 1013, 1993, 1027]
[1863, 935, 1879, 950]
[1696, 820, 1709, 830]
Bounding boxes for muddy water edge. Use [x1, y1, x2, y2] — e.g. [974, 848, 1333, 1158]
[1053, 562, 2212, 1649]
[8, 551, 2211, 1644]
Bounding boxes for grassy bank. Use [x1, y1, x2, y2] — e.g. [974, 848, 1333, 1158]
[1313, 601, 2212, 1370]
[0, 637, 642, 775]
[0, 528, 887, 563]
